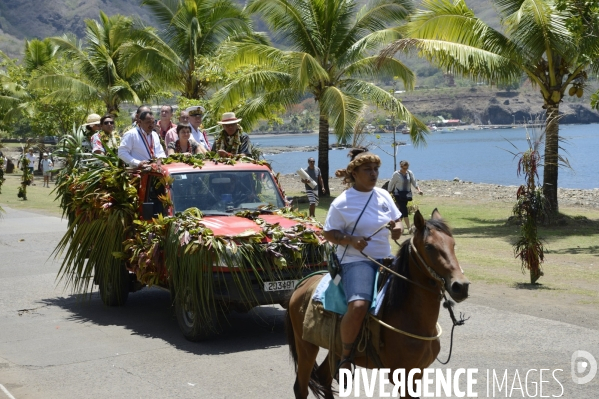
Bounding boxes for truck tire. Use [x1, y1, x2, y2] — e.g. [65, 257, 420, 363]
[99, 264, 130, 306]
[175, 286, 220, 341]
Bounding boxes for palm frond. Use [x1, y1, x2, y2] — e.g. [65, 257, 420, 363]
[343, 56, 415, 89]
[319, 86, 364, 142]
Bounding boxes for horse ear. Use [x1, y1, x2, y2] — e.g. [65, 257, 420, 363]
[413, 209, 425, 230]
[431, 208, 442, 220]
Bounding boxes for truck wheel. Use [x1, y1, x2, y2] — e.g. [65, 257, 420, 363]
[175, 286, 220, 341]
[99, 264, 130, 306]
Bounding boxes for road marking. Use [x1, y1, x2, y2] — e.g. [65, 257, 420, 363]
[0, 384, 16, 399]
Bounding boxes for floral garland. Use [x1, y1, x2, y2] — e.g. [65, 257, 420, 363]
[214, 127, 242, 154]
[99, 131, 120, 150]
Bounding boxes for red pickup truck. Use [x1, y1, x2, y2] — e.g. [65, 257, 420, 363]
[73, 158, 329, 341]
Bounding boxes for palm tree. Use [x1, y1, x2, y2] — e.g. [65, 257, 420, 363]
[31, 11, 179, 114]
[212, 0, 428, 194]
[383, 0, 599, 213]
[141, 0, 254, 99]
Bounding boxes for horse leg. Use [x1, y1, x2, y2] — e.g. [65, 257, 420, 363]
[315, 353, 335, 399]
[293, 336, 320, 399]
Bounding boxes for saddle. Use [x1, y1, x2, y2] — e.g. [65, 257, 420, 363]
[300, 275, 385, 372]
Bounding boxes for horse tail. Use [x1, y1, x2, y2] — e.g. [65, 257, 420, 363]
[285, 288, 330, 399]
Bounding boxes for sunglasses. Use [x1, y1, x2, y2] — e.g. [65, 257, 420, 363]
[189, 113, 203, 117]
[103, 121, 114, 125]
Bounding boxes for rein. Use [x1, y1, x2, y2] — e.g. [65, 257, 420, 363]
[360, 227, 468, 362]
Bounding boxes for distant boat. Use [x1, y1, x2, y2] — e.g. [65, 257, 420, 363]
[401, 128, 410, 134]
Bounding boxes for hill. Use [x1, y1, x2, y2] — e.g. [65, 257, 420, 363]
[0, 0, 154, 58]
[0, 0, 497, 58]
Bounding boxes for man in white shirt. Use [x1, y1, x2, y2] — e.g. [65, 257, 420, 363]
[118, 110, 166, 167]
[186, 106, 210, 151]
[25, 149, 36, 182]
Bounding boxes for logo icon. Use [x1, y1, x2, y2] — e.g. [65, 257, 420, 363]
[571, 350, 597, 385]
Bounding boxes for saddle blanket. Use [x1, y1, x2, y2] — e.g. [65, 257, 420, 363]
[311, 272, 390, 315]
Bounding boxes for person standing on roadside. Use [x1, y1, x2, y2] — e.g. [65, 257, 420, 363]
[185, 106, 210, 150]
[118, 110, 166, 167]
[212, 112, 252, 157]
[157, 105, 176, 140]
[165, 110, 190, 149]
[387, 160, 422, 234]
[40, 153, 53, 187]
[301, 157, 325, 218]
[25, 149, 36, 184]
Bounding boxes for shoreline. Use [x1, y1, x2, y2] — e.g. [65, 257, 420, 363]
[277, 174, 599, 209]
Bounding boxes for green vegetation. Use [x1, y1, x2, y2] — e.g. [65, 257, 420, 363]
[140, 0, 255, 100]
[32, 11, 178, 114]
[212, 0, 428, 194]
[385, 0, 599, 213]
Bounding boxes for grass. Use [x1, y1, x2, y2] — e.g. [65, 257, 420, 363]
[0, 173, 63, 217]
[287, 189, 599, 303]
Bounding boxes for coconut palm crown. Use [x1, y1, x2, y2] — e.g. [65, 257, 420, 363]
[383, 0, 599, 213]
[211, 0, 428, 194]
[30, 11, 179, 114]
[141, 0, 255, 99]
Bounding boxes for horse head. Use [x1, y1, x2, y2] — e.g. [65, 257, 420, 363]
[412, 208, 470, 302]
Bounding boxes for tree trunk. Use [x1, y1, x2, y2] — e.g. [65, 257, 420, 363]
[318, 112, 330, 196]
[543, 104, 560, 215]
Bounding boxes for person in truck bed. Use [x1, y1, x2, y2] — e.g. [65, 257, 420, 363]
[118, 110, 166, 167]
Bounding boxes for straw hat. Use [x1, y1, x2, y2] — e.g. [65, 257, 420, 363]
[83, 113, 101, 126]
[217, 112, 242, 125]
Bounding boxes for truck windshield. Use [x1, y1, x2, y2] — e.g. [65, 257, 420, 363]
[170, 171, 286, 214]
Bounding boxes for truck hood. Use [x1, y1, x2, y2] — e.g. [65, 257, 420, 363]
[201, 214, 306, 236]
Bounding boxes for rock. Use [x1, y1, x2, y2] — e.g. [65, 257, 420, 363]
[453, 177, 460, 182]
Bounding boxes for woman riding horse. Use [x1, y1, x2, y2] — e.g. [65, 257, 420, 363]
[323, 148, 402, 376]
[286, 206, 470, 399]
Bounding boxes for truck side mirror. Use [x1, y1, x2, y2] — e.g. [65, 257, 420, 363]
[142, 202, 154, 220]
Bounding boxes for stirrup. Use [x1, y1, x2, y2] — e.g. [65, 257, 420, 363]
[334, 357, 355, 388]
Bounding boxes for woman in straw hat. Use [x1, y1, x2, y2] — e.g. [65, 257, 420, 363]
[211, 112, 252, 157]
[81, 113, 102, 151]
[323, 147, 403, 379]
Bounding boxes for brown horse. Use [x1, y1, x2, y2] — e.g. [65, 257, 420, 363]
[285, 209, 470, 398]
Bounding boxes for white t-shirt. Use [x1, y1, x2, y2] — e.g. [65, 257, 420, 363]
[41, 158, 53, 172]
[324, 187, 401, 264]
[26, 153, 36, 168]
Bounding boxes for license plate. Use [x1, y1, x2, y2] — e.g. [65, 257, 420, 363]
[263, 280, 298, 292]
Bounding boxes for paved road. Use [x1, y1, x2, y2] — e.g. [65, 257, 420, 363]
[0, 207, 597, 398]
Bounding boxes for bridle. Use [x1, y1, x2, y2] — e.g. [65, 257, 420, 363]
[360, 225, 468, 362]
[361, 236, 445, 301]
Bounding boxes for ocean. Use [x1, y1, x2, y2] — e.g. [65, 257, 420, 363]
[252, 124, 599, 189]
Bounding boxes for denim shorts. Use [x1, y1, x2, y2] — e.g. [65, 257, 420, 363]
[340, 260, 378, 303]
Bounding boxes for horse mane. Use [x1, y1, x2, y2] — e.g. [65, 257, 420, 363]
[382, 218, 452, 309]
[381, 239, 411, 308]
